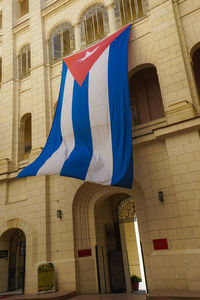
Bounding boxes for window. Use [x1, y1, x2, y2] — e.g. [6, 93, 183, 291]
[19, 113, 32, 161]
[19, 45, 31, 79]
[192, 48, 200, 102]
[0, 58, 2, 85]
[18, 0, 29, 18]
[80, 4, 109, 47]
[129, 67, 164, 125]
[0, 12, 2, 30]
[49, 23, 75, 64]
[24, 115, 32, 157]
[114, 0, 146, 29]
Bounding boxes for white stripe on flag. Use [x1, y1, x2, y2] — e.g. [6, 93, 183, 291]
[86, 46, 113, 184]
[37, 69, 75, 175]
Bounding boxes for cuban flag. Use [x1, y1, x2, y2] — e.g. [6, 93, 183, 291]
[17, 25, 133, 188]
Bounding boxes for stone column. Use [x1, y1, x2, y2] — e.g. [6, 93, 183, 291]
[106, 2, 116, 33]
[29, 0, 51, 156]
[0, 0, 17, 171]
[74, 22, 81, 51]
[149, 0, 195, 123]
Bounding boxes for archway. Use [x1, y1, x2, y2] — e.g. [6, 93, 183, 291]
[0, 228, 26, 294]
[94, 194, 146, 293]
[73, 181, 147, 294]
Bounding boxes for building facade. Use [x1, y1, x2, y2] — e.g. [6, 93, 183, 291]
[0, 0, 200, 295]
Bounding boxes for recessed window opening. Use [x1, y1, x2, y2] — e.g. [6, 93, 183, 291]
[129, 67, 165, 126]
[18, 0, 29, 18]
[0, 58, 2, 85]
[114, 0, 143, 28]
[81, 4, 109, 47]
[49, 23, 75, 64]
[0, 12, 2, 30]
[24, 115, 32, 157]
[192, 48, 200, 103]
[19, 45, 31, 79]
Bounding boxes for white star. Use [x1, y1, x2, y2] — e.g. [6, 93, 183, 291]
[78, 46, 99, 61]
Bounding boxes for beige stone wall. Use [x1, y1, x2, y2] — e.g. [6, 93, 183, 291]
[0, 0, 200, 295]
[124, 222, 141, 278]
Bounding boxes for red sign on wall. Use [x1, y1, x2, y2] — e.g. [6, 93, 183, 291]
[78, 249, 92, 257]
[153, 239, 168, 250]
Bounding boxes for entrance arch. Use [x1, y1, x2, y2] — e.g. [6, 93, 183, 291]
[8, 229, 26, 292]
[73, 181, 147, 294]
[0, 219, 37, 294]
[0, 228, 26, 294]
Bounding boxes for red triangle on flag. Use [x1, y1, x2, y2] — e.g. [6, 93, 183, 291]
[63, 25, 130, 86]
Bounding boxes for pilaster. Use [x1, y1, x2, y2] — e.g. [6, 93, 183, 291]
[149, 0, 195, 123]
[0, 0, 17, 171]
[29, 0, 51, 152]
[106, 2, 116, 33]
[74, 22, 81, 51]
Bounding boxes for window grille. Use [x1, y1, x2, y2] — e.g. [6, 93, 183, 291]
[19, 45, 31, 79]
[114, 0, 148, 29]
[0, 58, 2, 85]
[49, 23, 75, 64]
[18, 0, 29, 18]
[0, 12, 2, 30]
[80, 4, 109, 48]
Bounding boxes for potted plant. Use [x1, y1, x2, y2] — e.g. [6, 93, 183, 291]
[130, 274, 142, 291]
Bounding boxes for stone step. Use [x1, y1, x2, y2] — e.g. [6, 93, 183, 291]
[3, 291, 76, 300]
[146, 290, 200, 300]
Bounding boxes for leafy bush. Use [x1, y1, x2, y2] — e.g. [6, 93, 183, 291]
[130, 274, 142, 283]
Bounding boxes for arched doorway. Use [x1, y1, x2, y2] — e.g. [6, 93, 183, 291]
[8, 229, 26, 293]
[94, 194, 146, 293]
[73, 182, 147, 295]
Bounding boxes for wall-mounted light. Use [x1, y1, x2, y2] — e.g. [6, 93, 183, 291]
[158, 191, 164, 202]
[57, 209, 62, 219]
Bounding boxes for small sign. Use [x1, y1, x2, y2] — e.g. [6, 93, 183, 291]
[38, 263, 55, 294]
[78, 248, 92, 257]
[0, 250, 8, 259]
[153, 239, 168, 250]
[20, 242, 25, 256]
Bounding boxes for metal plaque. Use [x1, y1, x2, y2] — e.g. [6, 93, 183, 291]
[38, 263, 55, 293]
[0, 250, 8, 259]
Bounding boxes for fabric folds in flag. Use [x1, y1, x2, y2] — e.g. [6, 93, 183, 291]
[17, 25, 133, 188]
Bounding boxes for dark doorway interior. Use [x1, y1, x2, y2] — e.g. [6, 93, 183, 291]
[105, 223, 126, 293]
[8, 229, 26, 293]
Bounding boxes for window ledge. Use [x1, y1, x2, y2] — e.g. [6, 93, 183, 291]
[18, 159, 29, 168]
[13, 16, 29, 33]
[17, 13, 30, 25]
[19, 74, 31, 81]
[132, 117, 167, 138]
[44, 0, 58, 8]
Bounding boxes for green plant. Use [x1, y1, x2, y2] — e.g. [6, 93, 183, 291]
[130, 274, 142, 283]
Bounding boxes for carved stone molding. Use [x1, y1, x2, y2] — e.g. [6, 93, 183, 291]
[118, 197, 136, 223]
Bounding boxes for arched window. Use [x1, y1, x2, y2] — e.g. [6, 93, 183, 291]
[0, 58, 2, 85]
[192, 48, 200, 102]
[53, 101, 57, 118]
[80, 4, 109, 48]
[0, 11, 2, 30]
[49, 23, 75, 64]
[114, 0, 147, 29]
[19, 45, 31, 79]
[129, 67, 164, 125]
[18, 0, 29, 18]
[19, 113, 32, 161]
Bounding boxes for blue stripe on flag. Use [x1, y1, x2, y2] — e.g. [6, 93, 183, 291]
[108, 25, 133, 188]
[17, 61, 68, 178]
[60, 74, 93, 180]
